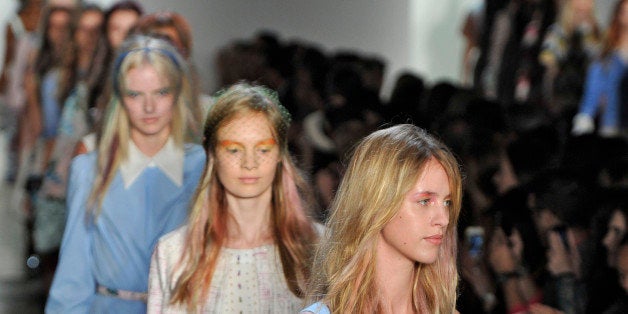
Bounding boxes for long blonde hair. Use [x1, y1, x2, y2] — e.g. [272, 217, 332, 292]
[170, 82, 318, 311]
[88, 35, 202, 216]
[307, 124, 461, 313]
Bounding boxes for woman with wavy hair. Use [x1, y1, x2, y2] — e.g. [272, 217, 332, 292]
[147, 82, 319, 313]
[46, 35, 204, 313]
[303, 124, 462, 314]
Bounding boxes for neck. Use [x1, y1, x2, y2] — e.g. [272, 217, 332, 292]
[225, 188, 274, 248]
[77, 49, 95, 73]
[376, 236, 416, 314]
[131, 132, 169, 157]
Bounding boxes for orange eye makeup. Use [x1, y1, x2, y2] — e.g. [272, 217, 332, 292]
[219, 140, 244, 152]
[217, 138, 278, 163]
[256, 139, 277, 151]
[218, 139, 276, 149]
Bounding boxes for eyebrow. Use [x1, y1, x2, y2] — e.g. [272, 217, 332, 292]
[411, 191, 451, 198]
[124, 86, 171, 94]
[257, 139, 277, 146]
[218, 138, 276, 147]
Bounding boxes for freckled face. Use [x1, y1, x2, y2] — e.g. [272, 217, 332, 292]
[122, 64, 175, 144]
[379, 158, 452, 265]
[215, 113, 280, 200]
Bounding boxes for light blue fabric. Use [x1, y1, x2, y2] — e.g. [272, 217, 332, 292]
[45, 144, 205, 314]
[302, 302, 331, 314]
[578, 52, 628, 130]
[41, 69, 63, 139]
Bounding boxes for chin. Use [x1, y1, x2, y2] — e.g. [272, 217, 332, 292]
[230, 189, 267, 199]
[417, 257, 438, 264]
[414, 251, 439, 264]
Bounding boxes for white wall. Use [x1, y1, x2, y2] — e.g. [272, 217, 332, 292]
[136, 0, 469, 97]
[1, 1, 621, 96]
[0, 0, 19, 75]
[409, 0, 467, 85]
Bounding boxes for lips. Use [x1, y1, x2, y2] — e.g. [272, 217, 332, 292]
[238, 177, 260, 184]
[142, 117, 159, 124]
[424, 234, 443, 245]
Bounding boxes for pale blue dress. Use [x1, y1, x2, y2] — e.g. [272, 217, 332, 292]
[45, 143, 205, 314]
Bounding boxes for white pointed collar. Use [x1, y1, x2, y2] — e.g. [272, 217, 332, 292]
[120, 138, 184, 189]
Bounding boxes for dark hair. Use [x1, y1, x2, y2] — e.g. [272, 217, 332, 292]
[35, 5, 75, 103]
[104, 0, 143, 28]
[528, 169, 597, 229]
[386, 72, 425, 124]
[507, 124, 560, 184]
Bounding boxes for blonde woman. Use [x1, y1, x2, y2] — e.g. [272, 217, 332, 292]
[303, 124, 461, 314]
[147, 82, 319, 313]
[46, 35, 204, 313]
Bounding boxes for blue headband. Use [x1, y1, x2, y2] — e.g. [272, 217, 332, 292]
[112, 46, 183, 95]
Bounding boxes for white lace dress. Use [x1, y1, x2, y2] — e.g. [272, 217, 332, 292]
[148, 226, 302, 313]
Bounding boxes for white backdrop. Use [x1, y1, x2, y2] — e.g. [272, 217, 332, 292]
[1, 0, 621, 97]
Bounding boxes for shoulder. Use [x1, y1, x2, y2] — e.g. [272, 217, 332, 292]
[183, 143, 205, 162]
[69, 152, 97, 179]
[153, 226, 188, 268]
[71, 151, 96, 167]
[301, 302, 330, 314]
[158, 225, 188, 248]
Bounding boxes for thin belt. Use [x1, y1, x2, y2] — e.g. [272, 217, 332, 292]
[96, 285, 148, 302]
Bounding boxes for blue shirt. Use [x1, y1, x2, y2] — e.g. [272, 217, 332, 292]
[578, 52, 628, 130]
[46, 143, 205, 314]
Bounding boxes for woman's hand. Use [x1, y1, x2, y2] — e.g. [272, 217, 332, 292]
[488, 227, 518, 273]
[546, 228, 581, 277]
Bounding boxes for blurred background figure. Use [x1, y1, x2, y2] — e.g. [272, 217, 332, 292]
[572, 0, 628, 138]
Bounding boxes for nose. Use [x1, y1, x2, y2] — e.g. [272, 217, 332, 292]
[432, 204, 449, 228]
[143, 96, 155, 113]
[241, 150, 258, 170]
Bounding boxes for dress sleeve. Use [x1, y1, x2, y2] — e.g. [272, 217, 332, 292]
[45, 155, 96, 313]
